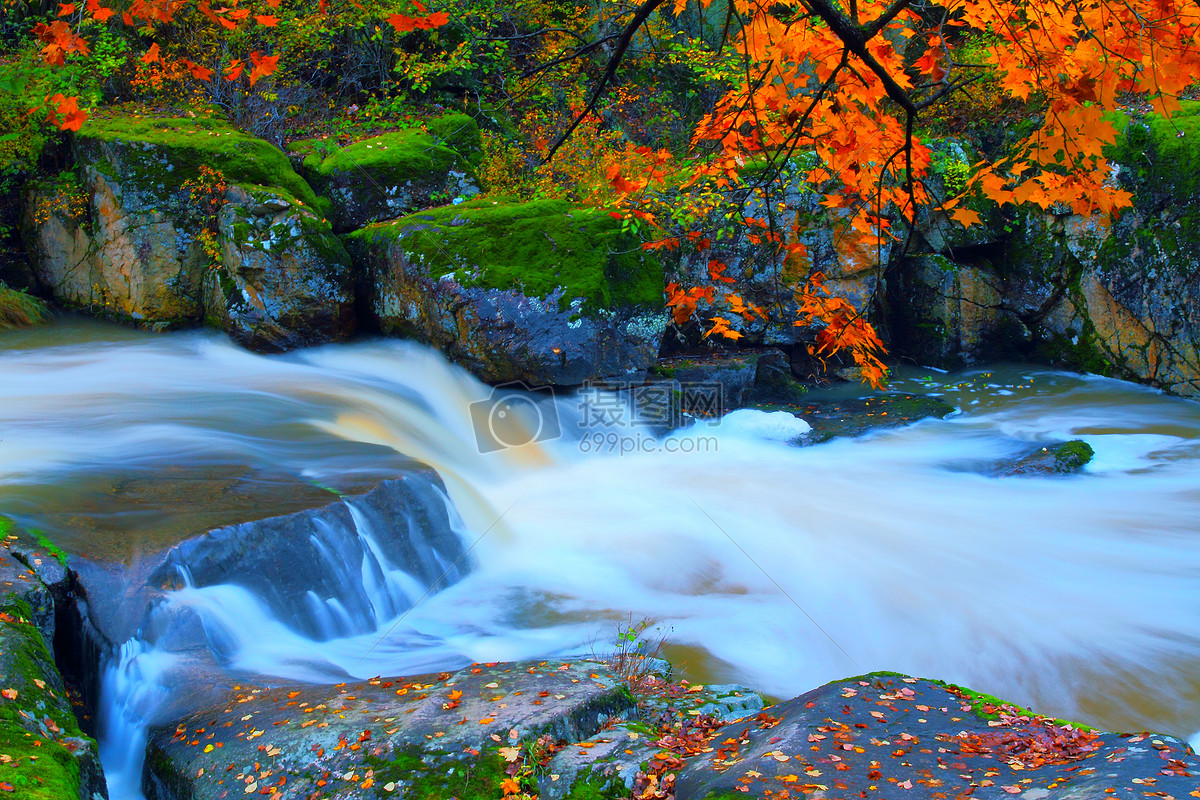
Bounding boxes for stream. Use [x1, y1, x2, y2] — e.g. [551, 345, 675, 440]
[3, 318, 1200, 799]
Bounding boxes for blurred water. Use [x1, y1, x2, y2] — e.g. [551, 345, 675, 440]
[3, 320, 1200, 798]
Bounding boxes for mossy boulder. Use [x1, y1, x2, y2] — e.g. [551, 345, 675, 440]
[21, 112, 354, 351]
[0, 530, 106, 800]
[348, 197, 667, 385]
[290, 114, 482, 232]
[212, 185, 355, 351]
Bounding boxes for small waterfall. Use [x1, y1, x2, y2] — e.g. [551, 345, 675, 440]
[96, 474, 473, 800]
[98, 640, 178, 800]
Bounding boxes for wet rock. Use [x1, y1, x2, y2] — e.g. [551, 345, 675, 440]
[142, 660, 636, 800]
[289, 115, 482, 232]
[999, 440, 1095, 476]
[21, 113, 354, 351]
[348, 198, 666, 386]
[676, 673, 1200, 800]
[144, 475, 468, 642]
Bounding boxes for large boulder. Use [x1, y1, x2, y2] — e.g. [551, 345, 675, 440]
[289, 114, 482, 232]
[22, 113, 355, 351]
[348, 198, 667, 385]
[677, 673, 1200, 799]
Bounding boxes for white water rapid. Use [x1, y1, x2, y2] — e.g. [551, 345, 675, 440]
[3, 319, 1200, 799]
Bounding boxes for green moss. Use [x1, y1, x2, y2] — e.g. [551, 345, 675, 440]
[0, 597, 91, 799]
[25, 529, 66, 568]
[1108, 101, 1200, 203]
[1049, 439, 1095, 469]
[424, 114, 483, 165]
[78, 114, 322, 209]
[563, 770, 627, 800]
[365, 746, 509, 799]
[352, 197, 664, 312]
[0, 283, 49, 329]
[312, 123, 474, 185]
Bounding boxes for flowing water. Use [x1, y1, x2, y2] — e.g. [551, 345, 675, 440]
[3, 318, 1200, 799]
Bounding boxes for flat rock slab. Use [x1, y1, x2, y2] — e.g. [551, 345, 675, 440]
[676, 673, 1199, 799]
[144, 659, 634, 800]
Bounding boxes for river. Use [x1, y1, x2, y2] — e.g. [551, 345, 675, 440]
[2, 318, 1200, 798]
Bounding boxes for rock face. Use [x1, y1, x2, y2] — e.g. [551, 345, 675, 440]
[289, 114, 482, 232]
[348, 198, 667, 385]
[0, 522, 107, 800]
[677, 673, 1200, 799]
[893, 106, 1200, 395]
[22, 114, 355, 351]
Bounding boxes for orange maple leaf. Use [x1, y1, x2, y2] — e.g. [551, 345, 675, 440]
[247, 51, 279, 86]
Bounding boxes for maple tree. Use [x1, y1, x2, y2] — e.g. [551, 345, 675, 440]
[576, 0, 1200, 385]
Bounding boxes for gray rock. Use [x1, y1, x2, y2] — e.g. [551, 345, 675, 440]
[676, 673, 1200, 800]
[999, 440, 1095, 476]
[142, 660, 635, 800]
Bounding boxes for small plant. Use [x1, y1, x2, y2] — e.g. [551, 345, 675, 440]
[602, 615, 671, 691]
[0, 282, 49, 329]
[29, 170, 89, 229]
[497, 734, 562, 797]
[944, 158, 972, 196]
[181, 165, 228, 270]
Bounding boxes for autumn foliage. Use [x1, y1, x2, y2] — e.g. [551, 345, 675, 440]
[17, 0, 1200, 386]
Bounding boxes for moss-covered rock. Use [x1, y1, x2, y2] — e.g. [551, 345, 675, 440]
[20, 111, 355, 351]
[0, 531, 106, 800]
[348, 197, 667, 385]
[998, 439, 1095, 476]
[292, 114, 482, 231]
[212, 185, 355, 352]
